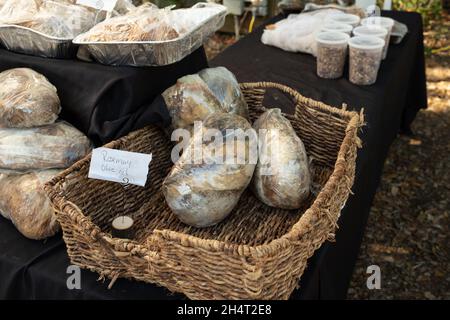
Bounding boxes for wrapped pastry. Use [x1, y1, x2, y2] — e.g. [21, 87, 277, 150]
[0, 170, 61, 239]
[162, 74, 223, 132]
[0, 0, 40, 25]
[163, 113, 257, 227]
[0, 68, 61, 128]
[198, 67, 249, 120]
[252, 108, 311, 209]
[0, 0, 96, 38]
[77, 4, 180, 42]
[162, 67, 249, 132]
[0, 121, 92, 171]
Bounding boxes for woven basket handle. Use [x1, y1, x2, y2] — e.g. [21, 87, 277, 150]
[239, 82, 309, 119]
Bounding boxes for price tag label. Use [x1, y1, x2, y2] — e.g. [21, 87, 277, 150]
[77, 0, 118, 12]
[88, 148, 152, 187]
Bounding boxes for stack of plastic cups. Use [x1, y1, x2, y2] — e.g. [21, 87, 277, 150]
[321, 21, 353, 36]
[326, 13, 361, 28]
[353, 25, 389, 59]
[361, 16, 395, 59]
[315, 31, 350, 79]
[348, 36, 385, 85]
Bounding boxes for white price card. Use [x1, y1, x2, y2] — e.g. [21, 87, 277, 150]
[77, 0, 118, 12]
[88, 148, 152, 187]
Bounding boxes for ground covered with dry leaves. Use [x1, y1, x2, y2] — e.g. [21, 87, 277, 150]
[347, 16, 449, 300]
[205, 16, 449, 299]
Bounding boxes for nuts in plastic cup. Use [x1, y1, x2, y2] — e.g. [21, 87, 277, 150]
[326, 13, 361, 28]
[353, 25, 389, 59]
[315, 31, 350, 79]
[348, 36, 385, 85]
[361, 17, 394, 58]
[321, 21, 353, 36]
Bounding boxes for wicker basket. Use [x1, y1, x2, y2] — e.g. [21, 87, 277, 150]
[45, 82, 363, 300]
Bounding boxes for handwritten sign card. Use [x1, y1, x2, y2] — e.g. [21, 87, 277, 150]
[88, 148, 152, 187]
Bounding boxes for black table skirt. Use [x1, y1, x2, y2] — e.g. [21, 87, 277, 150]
[0, 47, 207, 146]
[0, 11, 426, 299]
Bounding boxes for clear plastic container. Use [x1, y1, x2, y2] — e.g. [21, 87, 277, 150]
[353, 25, 389, 59]
[321, 21, 353, 36]
[348, 36, 385, 85]
[361, 17, 394, 58]
[326, 13, 361, 28]
[315, 31, 350, 79]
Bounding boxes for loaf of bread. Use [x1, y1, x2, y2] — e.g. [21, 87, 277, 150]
[162, 74, 223, 132]
[163, 113, 257, 227]
[0, 121, 92, 171]
[252, 108, 311, 209]
[198, 67, 249, 120]
[0, 68, 61, 128]
[0, 170, 61, 240]
[162, 67, 249, 132]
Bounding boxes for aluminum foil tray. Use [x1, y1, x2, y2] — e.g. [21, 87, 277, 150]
[0, 25, 78, 59]
[73, 3, 227, 67]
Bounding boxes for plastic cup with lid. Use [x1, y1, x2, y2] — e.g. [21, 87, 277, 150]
[326, 13, 361, 28]
[361, 17, 395, 56]
[315, 31, 350, 79]
[348, 35, 385, 85]
[353, 25, 389, 59]
[321, 21, 353, 35]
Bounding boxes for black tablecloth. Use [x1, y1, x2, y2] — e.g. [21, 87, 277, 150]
[0, 11, 426, 300]
[0, 47, 207, 145]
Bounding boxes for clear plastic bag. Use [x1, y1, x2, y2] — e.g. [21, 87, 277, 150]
[163, 113, 257, 227]
[163, 67, 249, 132]
[163, 74, 223, 132]
[0, 68, 61, 128]
[78, 4, 180, 42]
[0, 0, 97, 38]
[198, 67, 249, 120]
[0, 121, 92, 171]
[0, 169, 61, 239]
[252, 109, 311, 209]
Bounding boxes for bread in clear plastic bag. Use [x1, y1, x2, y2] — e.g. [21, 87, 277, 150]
[162, 73, 223, 132]
[0, 0, 97, 38]
[0, 121, 92, 171]
[252, 108, 311, 209]
[198, 67, 249, 120]
[162, 67, 250, 132]
[77, 4, 180, 42]
[163, 113, 257, 227]
[0, 169, 61, 240]
[0, 68, 61, 128]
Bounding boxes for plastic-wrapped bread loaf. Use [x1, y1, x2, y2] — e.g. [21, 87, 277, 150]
[198, 67, 249, 120]
[0, 170, 61, 239]
[162, 74, 223, 131]
[252, 108, 311, 209]
[162, 67, 249, 132]
[163, 113, 257, 227]
[77, 4, 180, 42]
[0, 68, 61, 128]
[0, 121, 92, 171]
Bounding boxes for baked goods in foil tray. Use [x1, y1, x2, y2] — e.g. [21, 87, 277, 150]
[73, 2, 227, 66]
[0, 0, 100, 58]
[0, 0, 97, 38]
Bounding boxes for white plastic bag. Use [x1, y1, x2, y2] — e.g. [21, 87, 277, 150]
[261, 9, 344, 56]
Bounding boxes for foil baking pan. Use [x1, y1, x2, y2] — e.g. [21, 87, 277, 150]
[0, 24, 78, 59]
[73, 4, 227, 67]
